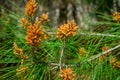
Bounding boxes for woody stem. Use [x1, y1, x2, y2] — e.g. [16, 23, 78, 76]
[59, 40, 66, 71]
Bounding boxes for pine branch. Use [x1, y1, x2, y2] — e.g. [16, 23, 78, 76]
[79, 32, 120, 38]
[48, 32, 120, 38]
[71, 44, 120, 67]
[49, 44, 120, 68]
[88, 44, 120, 62]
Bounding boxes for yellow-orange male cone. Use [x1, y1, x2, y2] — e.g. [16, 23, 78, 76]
[26, 17, 45, 46]
[98, 46, 111, 62]
[40, 13, 49, 24]
[113, 12, 120, 21]
[13, 42, 23, 56]
[25, 0, 38, 17]
[60, 68, 76, 80]
[20, 17, 28, 29]
[113, 61, 120, 69]
[57, 20, 78, 40]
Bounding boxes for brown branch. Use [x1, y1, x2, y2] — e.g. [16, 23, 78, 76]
[47, 32, 120, 38]
[88, 44, 120, 62]
[50, 44, 120, 68]
[59, 40, 66, 71]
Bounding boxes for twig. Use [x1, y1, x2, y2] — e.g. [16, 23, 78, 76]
[50, 62, 59, 66]
[88, 44, 120, 62]
[59, 40, 66, 71]
[75, 44, 120, 66]
[51, 66, 59, 71]
[48, 32, 120, 38]
[79, 32, 120, 38]
[49, 44, 120, 68]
